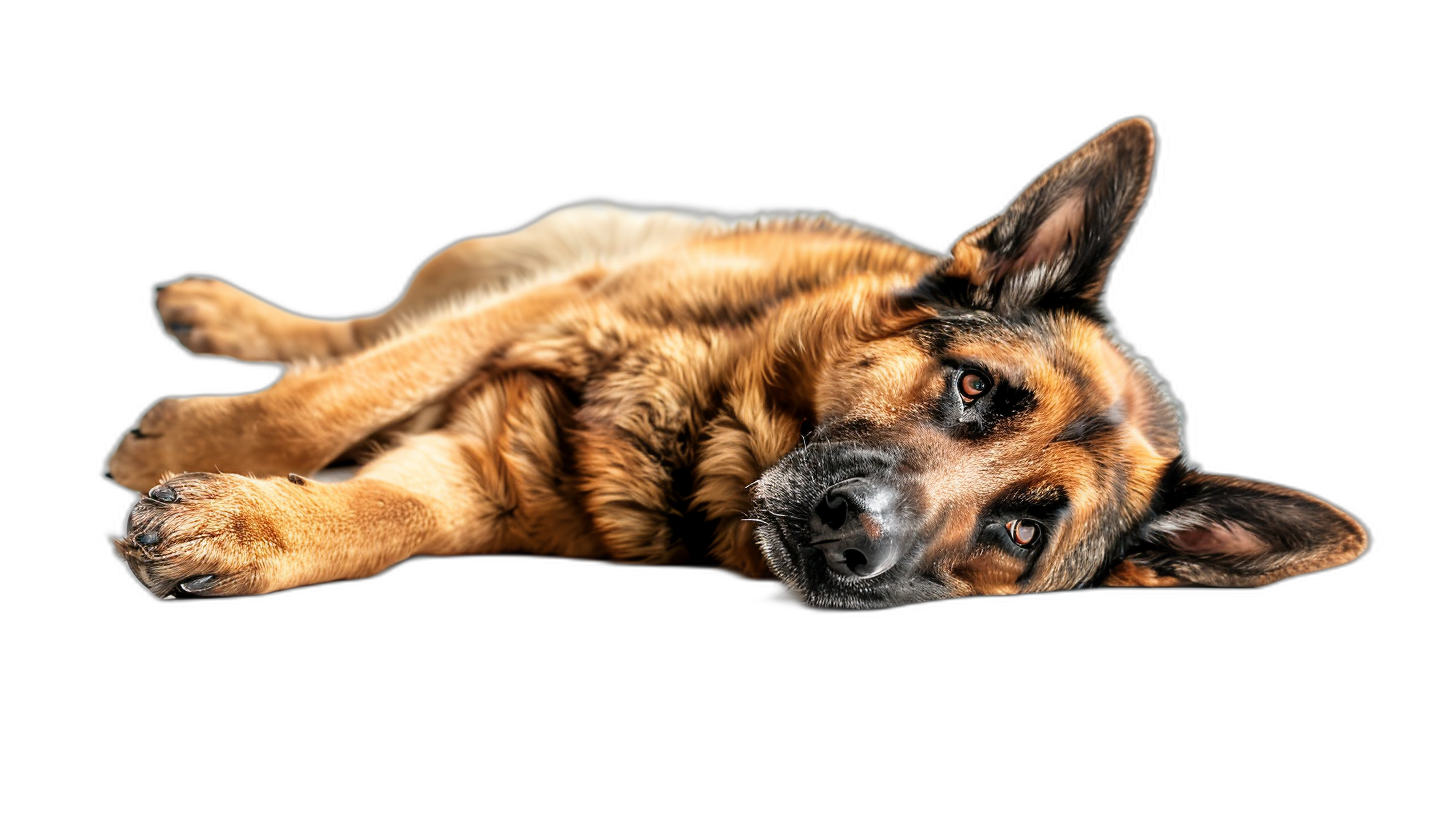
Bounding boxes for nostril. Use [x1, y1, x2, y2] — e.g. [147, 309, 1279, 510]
[843, 548, 869, 574]
[816, 493, 850, 530]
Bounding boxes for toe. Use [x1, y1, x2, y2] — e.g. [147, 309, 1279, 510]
[148, 484, 178, 503]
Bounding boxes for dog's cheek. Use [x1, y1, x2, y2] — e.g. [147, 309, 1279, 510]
[906, 506, 987, 595]
[751, 460, 819, 578]
[949, 551, 1028, 596]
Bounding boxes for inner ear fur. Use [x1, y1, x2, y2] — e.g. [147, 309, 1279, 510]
[1106, 467, 1369, 588]
[945, 117, 1156, 315]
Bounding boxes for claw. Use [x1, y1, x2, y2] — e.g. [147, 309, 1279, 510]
[176, 575, 217, 595]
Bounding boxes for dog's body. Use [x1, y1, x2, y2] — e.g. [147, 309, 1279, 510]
[109, 119, 1366, 607]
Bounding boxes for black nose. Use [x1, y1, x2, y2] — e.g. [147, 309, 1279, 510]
[815, 489, 852, 530]
[805, 479, 904, 579]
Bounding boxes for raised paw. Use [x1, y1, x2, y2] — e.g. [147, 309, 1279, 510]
[115, 473, 290, 597]
[155, 276, 352, 362]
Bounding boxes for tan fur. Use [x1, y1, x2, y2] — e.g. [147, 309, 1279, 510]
[109, 120, 1367, 601]
[1102, 561, 1187, 588]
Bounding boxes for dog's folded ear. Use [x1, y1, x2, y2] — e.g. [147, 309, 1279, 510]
[1103, 465, 1368, 588]
[930, 117, 1155, 317]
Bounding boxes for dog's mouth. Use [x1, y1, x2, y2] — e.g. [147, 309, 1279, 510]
[752, 443, 950, 609]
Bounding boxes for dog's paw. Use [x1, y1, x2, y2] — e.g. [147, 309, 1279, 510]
[115, 473, 286, 597]
[107, 396, 234, 492]
[156, 275, 278, 358]
[155, 277, 354, 361]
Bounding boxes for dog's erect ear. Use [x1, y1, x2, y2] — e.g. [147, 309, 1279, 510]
[1104, 465, 1368, 588]
[932, 118, 1155, 317]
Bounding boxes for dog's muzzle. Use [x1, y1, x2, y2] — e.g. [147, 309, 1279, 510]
[802, 478, 907, 579]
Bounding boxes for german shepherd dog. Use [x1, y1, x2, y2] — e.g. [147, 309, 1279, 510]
[108, 118, 1366, 608]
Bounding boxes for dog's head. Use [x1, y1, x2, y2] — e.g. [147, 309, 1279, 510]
[755, 118, 1366, 609]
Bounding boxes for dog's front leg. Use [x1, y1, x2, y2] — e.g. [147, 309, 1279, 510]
[116, 471, 431, 596]
[108, 282, 588, 491]
[115, 368, 609, 597]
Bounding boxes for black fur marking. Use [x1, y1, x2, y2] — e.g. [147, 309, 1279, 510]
[1054, 411, 1118, 446]
[899, 269, 984, 314]
[667, 460, 716, 564]
[908, 312, 975, 356]
[1145, 457, 1193, 522]
[683, 299, 772, 329]
[900, 270, 1111, 324]
[1025, 280, 1110, 323]
[941, 370, 1037, 438]
[1107, 457, 1192, 564]
[988, 381, 1036, 422]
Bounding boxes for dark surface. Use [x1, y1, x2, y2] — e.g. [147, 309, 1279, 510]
[73, 84, 1391, 676]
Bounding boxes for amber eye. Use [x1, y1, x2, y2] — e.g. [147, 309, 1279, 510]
[1006, 519, 1040, 548]
[959, 370, 990, 401]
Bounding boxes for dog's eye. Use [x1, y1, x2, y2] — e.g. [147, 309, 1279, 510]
[959, 370, 991, 402]
[1006, 519, 1040, 548]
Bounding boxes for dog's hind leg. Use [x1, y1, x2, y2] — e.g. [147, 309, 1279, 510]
[348, 206, 715, 347]
[115, 373, 601, 597]
[154, 277, 358, 362]
[155, 205, 713, 362]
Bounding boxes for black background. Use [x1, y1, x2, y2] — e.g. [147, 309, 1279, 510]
[73, 76, 1391, 676]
